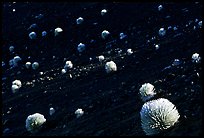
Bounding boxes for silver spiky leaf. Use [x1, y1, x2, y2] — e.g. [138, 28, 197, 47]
[139, 83, 156, 102]
[140, 98, 180, 135]
[25, 113, 46, 133]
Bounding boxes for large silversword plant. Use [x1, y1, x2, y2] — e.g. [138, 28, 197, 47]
[25, 113, 46, 133]
[140, 98, 180, 135]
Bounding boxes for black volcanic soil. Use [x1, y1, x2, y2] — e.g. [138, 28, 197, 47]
[2, 2, 202, 136]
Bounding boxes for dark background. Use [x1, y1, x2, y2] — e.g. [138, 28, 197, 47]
[2, 2, 202, 136]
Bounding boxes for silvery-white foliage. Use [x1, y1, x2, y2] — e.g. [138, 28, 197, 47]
[12, 80, 22, 88]
[75, 108, 84, 118]
[77, 43, 86, 52]
[29, 32, 37, 39]
[198, 21, 202, 28]
[101, 9, 107, 16]
[101, 30, 110, 39]
[61, 68, 66, 74]
[32, 62, 39, 70]
[49, 107, 55, 116]
[158, 5, 163, 11]
[25, 113, 46, 133]
[155, 45, 159, 50]
[98, 55, 105, 62]
[140, 98, 180, 135]
[64, 61, 73, 70]
[13, 56, 22, 63]
[9, 46, 15, 52]
[105, 61, 117, 73]
[54, 27, 63, 36]
[139, 83, 156, 102]
[76, 17, 84, 25]
[119, 32, 127, 39]
[167, 26, 172, 30]
[9, 56, 22, 68]
[172, 59, 181, 66]
[42, 31, 47, 37]
[158, 28, 166, 36]
[25, 62, 31, 69]
[159, 28, 166, 36]
[127, 49, 133, 55]
[11, 80, 22, 93]
[11, 84, 20, 93]
[192, 53, 201, 63]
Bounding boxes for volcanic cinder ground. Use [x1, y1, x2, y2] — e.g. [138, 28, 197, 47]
[2, 2, 202, 136]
